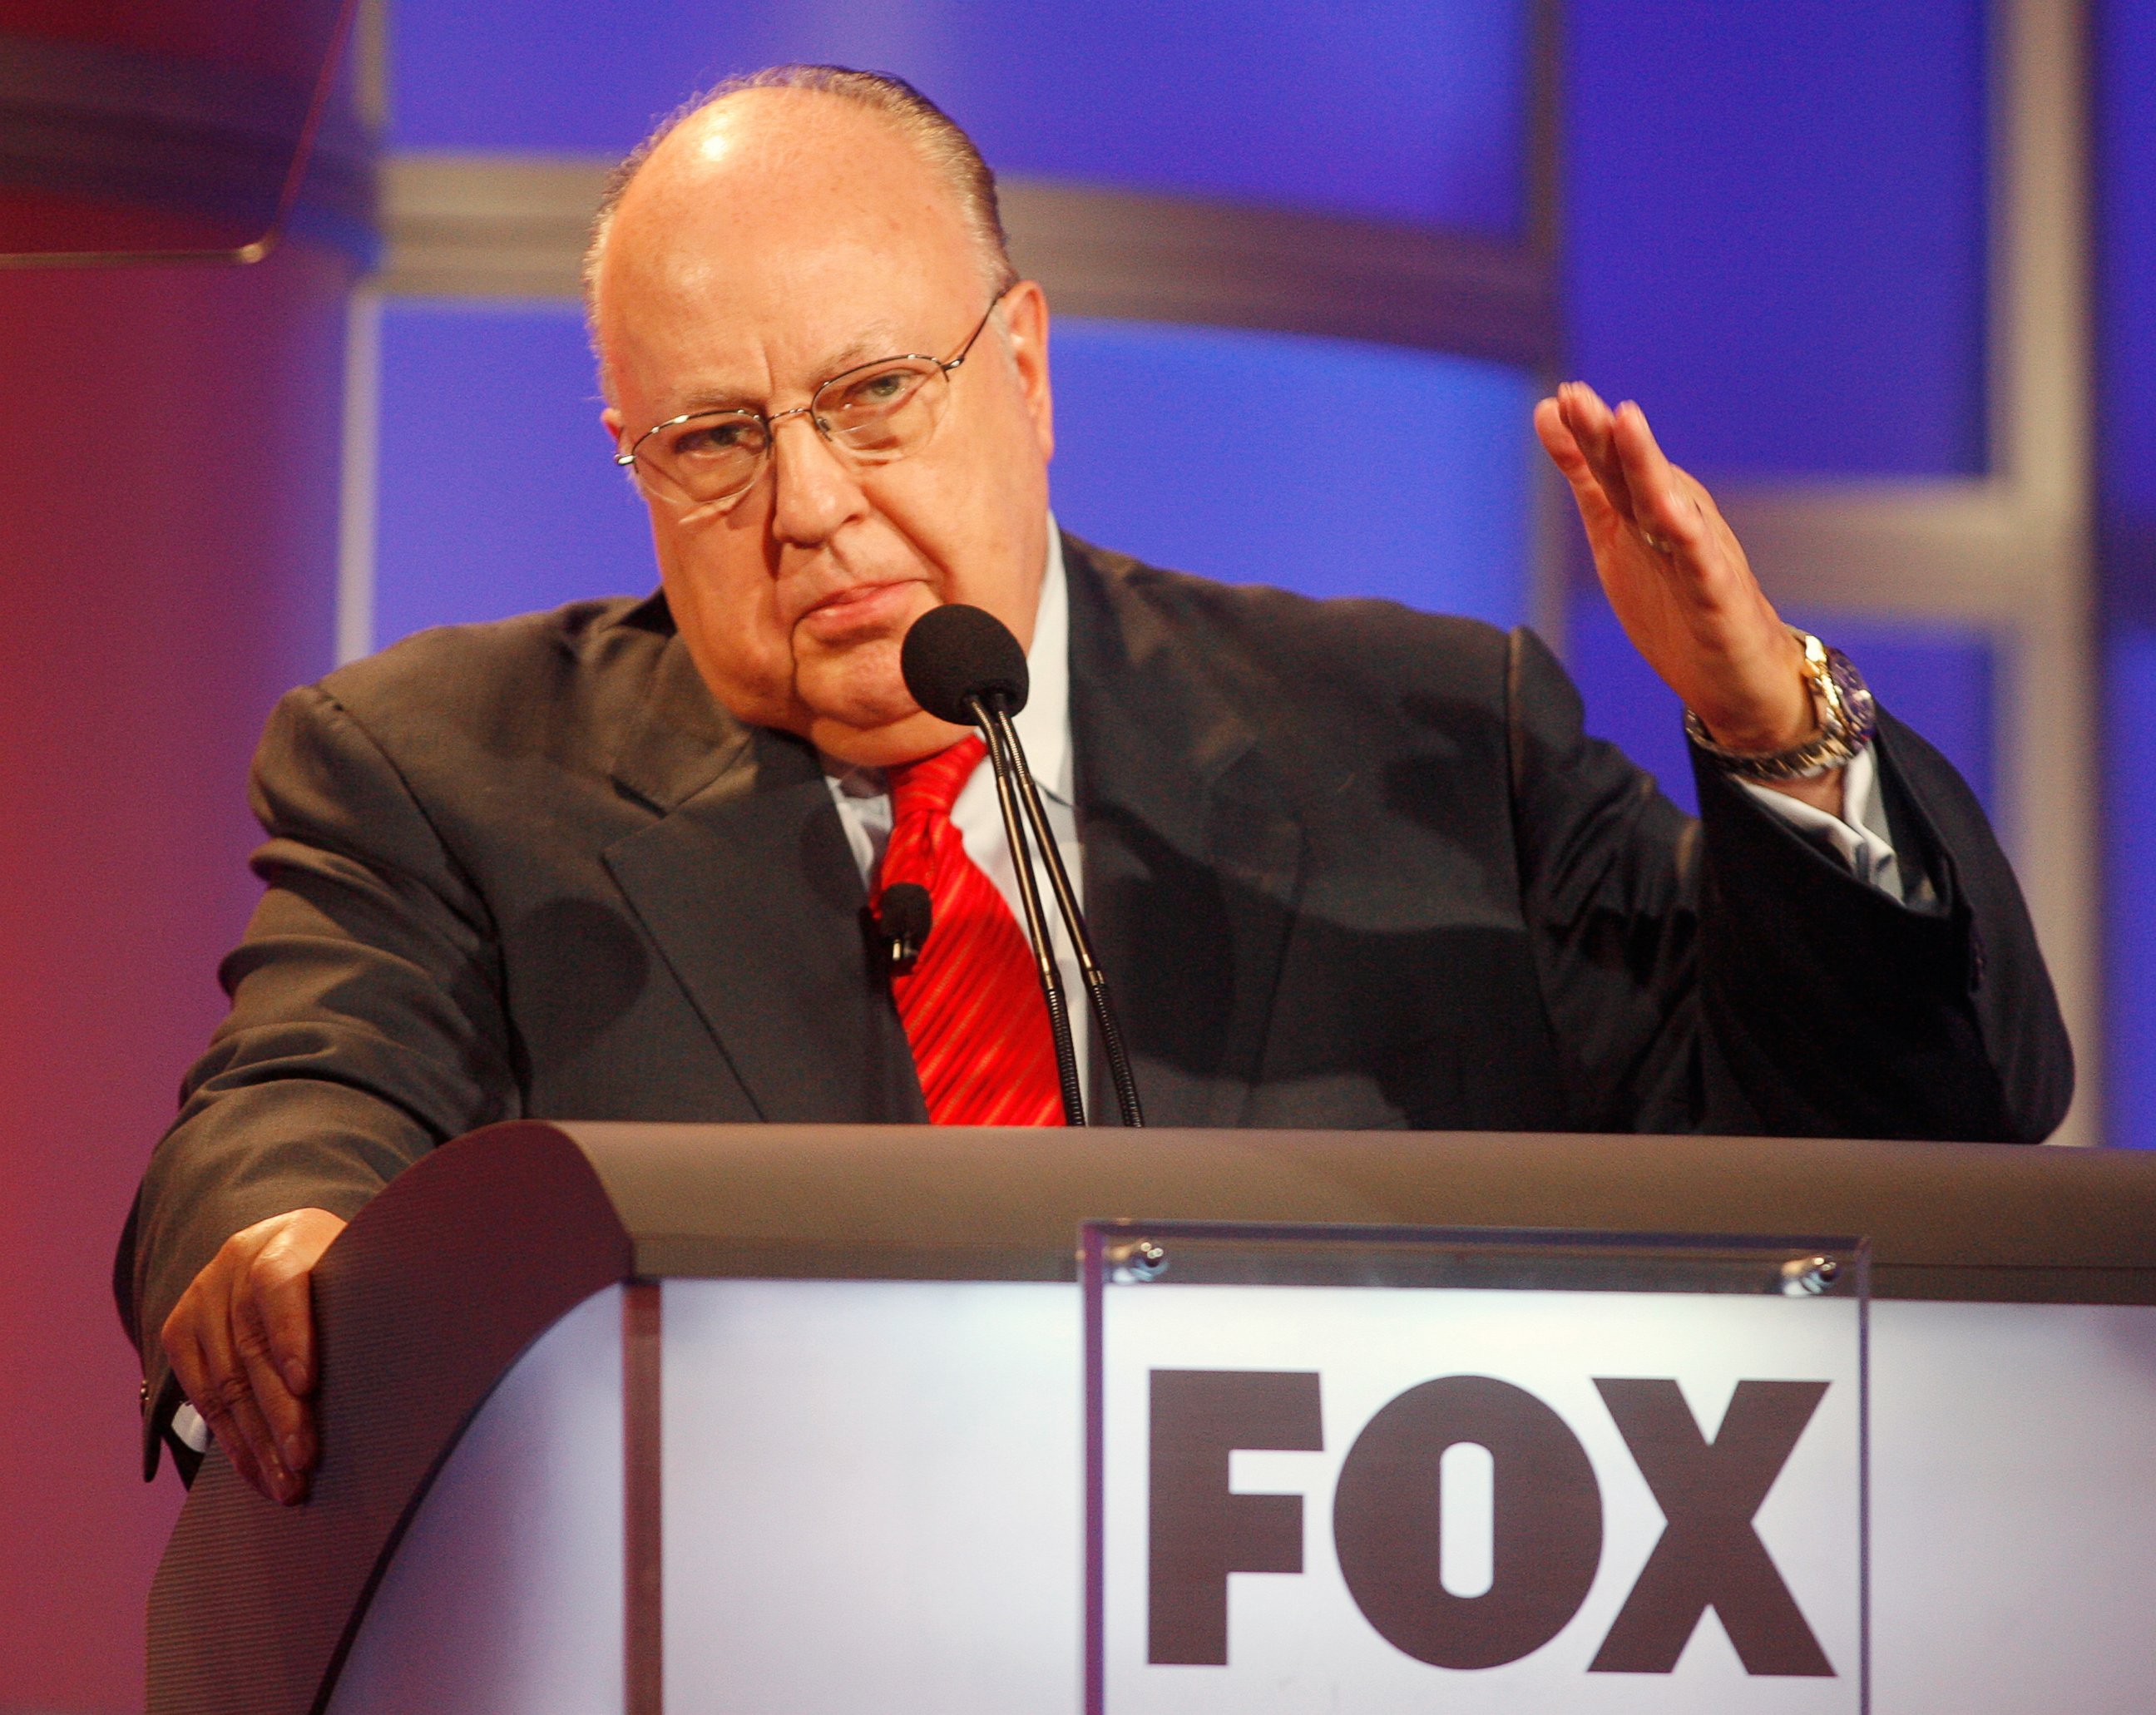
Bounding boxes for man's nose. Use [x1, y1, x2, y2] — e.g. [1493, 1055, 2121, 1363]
[767, 410, 867, 546]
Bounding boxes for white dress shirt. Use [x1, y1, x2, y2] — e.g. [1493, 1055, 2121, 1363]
[1739, 749, 1907, 902]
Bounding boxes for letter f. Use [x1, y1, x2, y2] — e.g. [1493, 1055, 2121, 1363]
[1147, 1370, 1323, 1665]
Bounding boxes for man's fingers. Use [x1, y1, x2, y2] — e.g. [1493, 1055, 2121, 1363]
[161, 1326, 228, 1473]
[165, 1297, 266, 1495]
[194, 1284, 301, 1503]
[233, 1283, 316, 1480]
[172, 1326, 272, 1498]
[1552, 385, 1744, 571]
[1557, 382, 1637, 523]
[1610, 400, 1708, 554]
[155, 1209, 348, 1506]
[252, 1230, 322, 1398]
[1535, 398, 1624, 534]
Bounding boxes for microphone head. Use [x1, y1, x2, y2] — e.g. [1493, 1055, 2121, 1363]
[900, 603, 1029, 725]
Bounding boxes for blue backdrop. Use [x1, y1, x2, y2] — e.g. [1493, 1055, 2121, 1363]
[2101, 0, 2156, 1144]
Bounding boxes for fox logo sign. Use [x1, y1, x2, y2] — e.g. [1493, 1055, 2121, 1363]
[1095, 1284, 1864, 1711]
[1148, 1370, 1833, 1674]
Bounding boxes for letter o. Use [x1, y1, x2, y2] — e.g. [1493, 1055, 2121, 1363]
[1333, 1376, 1602, 1668]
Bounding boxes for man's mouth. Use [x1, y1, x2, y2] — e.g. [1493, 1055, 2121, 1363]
[796, 579, 920, 640]
[808, 581, 898, 613]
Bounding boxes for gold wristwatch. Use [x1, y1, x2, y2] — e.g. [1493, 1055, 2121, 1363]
[1683, 629, 1878, 782]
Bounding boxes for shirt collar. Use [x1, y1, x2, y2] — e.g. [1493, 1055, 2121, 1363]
[1015, 519, 1073, 806]
[818, 516, 1072, 803]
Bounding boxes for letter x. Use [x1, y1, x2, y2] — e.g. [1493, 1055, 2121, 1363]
[1590, 1379, 1835, 1677]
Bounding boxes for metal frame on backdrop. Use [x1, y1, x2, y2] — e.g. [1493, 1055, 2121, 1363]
[1716, 0, 2098, 1143]
[341, 0, 2098, 1139]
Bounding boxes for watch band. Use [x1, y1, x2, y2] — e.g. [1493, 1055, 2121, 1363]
[1684, 629, 1879, 782]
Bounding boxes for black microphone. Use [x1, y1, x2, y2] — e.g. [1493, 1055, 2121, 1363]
[900, 604, 1145, 1128]
[901, 602, 1029, 725]
[873, 881, 932, 976]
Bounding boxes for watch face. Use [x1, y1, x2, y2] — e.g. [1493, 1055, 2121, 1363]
[1823, 646, 1878, 741]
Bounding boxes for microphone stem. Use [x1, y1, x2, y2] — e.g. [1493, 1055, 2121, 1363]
[967, 694, 1086, 1126]
[983, 704, 1145, 1129]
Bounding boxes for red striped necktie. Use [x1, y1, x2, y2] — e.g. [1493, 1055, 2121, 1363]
[876, 736, 1065, 1126]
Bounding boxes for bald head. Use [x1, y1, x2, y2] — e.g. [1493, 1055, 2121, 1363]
[592, 86, 987, 407]
[586, 68, 1013, 391]
[586, 70, 1057, 769]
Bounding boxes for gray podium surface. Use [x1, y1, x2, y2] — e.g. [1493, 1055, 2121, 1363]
[146, 1123, 2156, 1714]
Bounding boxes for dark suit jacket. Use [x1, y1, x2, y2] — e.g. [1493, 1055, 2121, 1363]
[116, 533, 2073, 1472]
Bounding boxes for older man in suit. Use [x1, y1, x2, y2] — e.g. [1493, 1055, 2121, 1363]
[120, 67, 2069, 1507]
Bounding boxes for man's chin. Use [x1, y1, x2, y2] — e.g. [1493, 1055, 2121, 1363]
[805, 705, 973, 769]
[792, 640, 973, 764]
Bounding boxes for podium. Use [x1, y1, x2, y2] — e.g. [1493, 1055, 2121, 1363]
[146, 1122, 2156, 1713]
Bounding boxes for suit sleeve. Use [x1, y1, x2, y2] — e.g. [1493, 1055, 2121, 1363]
[114, 684, 521, 1476]
[1505, 625, 2072, 1142]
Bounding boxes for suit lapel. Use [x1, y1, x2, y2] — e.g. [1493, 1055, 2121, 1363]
[600, 620, 927, 1124]
[1066, 536, 1305, 1126]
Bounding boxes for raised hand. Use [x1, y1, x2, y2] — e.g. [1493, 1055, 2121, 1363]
[161, 1207, 348, 1505]
[1535, 383, 1840, 812]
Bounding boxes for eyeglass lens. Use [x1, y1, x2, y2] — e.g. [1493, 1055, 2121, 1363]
[637, 354, 951, 507]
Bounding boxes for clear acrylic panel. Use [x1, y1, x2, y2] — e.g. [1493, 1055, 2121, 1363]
[1083, 1221, 1870, 1713]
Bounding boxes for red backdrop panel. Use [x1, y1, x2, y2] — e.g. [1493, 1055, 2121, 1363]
[0, 241, 346, 1711]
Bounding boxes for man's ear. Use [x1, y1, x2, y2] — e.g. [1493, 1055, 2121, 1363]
[1000, 279, 1054, 465]
[601, 405, 626, 448]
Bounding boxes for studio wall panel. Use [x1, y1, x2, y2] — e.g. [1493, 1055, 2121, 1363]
[2108, 633, 2156, 1151]
[1566, 0, 1989, 480]
[1048, 319, 1535, 628]
[2099, 0, 2156, 545]
[2099, 0, 2156, 1144]
[374, 301, 649, 645]
[386, 0, 1526, 232]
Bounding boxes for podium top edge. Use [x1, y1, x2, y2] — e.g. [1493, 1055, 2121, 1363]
[468, 1121, 2156, 1302]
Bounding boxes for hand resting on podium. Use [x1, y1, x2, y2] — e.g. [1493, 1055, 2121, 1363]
[161, 1207, 345, 1505]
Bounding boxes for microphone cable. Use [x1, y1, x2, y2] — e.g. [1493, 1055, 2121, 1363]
[978, 700, 1145, 1129]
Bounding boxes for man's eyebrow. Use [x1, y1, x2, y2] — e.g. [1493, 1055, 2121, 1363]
[817, 331, 900, 373]
[663, 385, 763, 415]
[655, 330, 912, 418]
